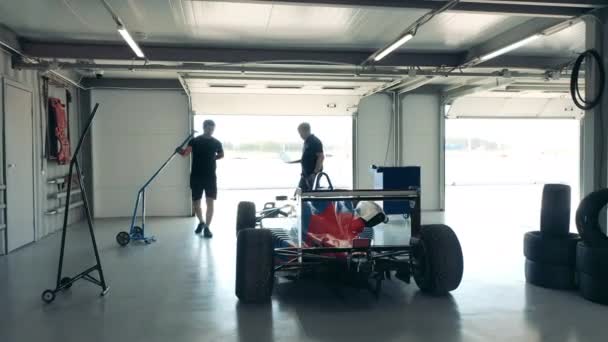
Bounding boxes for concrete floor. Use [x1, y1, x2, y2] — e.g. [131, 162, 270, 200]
[1, 187, 607, 342]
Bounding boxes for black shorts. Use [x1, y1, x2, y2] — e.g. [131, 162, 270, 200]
[191, 176, 217, 201]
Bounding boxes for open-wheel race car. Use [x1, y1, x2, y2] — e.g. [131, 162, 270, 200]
[234, 173, 464, 303]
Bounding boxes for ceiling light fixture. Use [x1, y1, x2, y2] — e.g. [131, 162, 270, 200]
[374, 33, 415, 62]
[117, 25, 145, 58]
[479, 34, 541, 62]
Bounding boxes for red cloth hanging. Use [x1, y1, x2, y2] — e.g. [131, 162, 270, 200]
[48, 98, 71, 164]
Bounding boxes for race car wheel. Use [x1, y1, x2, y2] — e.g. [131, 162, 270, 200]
[236, 228, 274, 303]
[540, 184, 571, 237]
[236, 202, 257, 236]
[412, 224, 463, 295]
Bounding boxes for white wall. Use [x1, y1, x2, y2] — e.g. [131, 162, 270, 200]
[355, 94, 395, 189]
[192, 93, 359, 116]
[0, 49, 84, 255]
[91, 89, 191, 218]
[401, 94, 442, 211]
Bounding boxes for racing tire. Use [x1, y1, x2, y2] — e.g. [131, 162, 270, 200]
[540, 184, 571, 237]
[575, 189, 608, 248]
[578, 272, 608, 305]
[525, 258, 576, 290]
[236, 201, 256, 236]
[236, 228, 274, 303]
[523, 231, 579, 267]
[575, 242, 608, 277]
[412, 224, 463, 296]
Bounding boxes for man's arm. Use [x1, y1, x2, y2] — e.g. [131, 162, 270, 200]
[215, 142, 224, 160]
[287, 159, 301, 164]
[314, 152, 325, 173]
[178, 146, 192, 156]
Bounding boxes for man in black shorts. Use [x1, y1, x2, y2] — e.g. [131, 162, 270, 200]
[288, 122, 325, 191]
[179, 120, 224, 237]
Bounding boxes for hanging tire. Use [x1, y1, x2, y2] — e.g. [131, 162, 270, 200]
[236, 228, 274, 303]
[116, 231, 130, 246]
[578, 272, 608, 305]
[411, 224, 464, 295]
[540, 184, 571, 237]
[236, 201, 256, 235]
[525, 258, 576, 290]
[523, 231, 579, 267]
[575, 242, 608, 277]
[575, 189, 608, 248]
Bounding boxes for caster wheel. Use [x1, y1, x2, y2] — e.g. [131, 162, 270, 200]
[133, 226, 144, 238]
[60, 277, 72, 290]
[41, 290, 55, 303]
[116, 231, 130, 246]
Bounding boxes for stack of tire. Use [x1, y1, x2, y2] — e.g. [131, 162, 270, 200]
[575, 189, 608, 305]
[524, 184, 580, 291]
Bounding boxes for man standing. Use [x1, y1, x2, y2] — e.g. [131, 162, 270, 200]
[179, 120, 224, 237]
[288, 122, 325, 191]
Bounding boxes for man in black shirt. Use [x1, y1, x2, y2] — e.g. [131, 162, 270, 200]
[288, 122, 325, 191]
[179, 120, 224, 237]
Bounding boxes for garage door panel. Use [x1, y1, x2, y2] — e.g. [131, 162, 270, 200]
[448, 96, 582, 118]
[91, 90, 190, 218]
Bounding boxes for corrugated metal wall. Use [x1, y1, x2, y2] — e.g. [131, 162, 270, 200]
[0, 49, 84, 255]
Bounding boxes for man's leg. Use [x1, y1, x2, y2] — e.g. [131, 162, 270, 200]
[191, 180, 205, 234]
[205, 198, 214, 227]
[203, 177, 217, 238]
[193, 200, 204, 223]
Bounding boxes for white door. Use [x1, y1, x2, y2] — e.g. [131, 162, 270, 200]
[5, 81, 35, 252]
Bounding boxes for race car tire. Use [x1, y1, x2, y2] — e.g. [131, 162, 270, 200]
[412, 224, 463, 295]
[575, 242, 608, 277]
[578, 272, 608, 305]
[540, 184, 571, 237]
[575, 188, 608, 248]
[525, 258, 576, 290]
[236, 228, 274, 303]
[523, 231, 579, 267]
[236, 201, 256, 236]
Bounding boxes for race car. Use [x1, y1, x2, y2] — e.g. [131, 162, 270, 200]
[234, 173, 464, 303]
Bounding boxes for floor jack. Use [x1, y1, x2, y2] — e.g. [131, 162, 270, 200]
[115, 132, 195, 246]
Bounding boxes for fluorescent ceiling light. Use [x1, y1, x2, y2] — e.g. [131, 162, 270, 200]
[479, 34, 541, 62]
[117, 26, 145, 58]
[374, 33, 414, 62]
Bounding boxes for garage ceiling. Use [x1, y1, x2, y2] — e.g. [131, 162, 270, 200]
[0, 0, 601, 101]
[0, 0, 585, 57]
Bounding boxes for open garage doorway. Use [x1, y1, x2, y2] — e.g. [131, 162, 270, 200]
[445, 118, 580, 232]
[193, 115, 353, 191]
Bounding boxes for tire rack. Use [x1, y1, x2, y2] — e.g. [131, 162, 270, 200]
[46, 175, 84, 216]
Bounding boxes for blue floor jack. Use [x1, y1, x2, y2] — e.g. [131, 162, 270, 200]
[116, 132, 195, 246]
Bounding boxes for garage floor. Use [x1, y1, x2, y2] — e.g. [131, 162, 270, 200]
[1, 187, 606, 342]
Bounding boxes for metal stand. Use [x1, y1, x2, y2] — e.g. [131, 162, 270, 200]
[41, 103, 109, 304]
[115, 132, 195, 246]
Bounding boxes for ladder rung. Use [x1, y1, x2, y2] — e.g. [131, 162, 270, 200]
[48, 189, 82, 199]
[46, 201, 84, 215]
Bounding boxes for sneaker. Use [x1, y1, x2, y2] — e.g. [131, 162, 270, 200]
[195, 222, 205, 234]
[203, 226, 213, 238]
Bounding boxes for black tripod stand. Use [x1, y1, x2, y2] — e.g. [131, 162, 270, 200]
[42, 103, 109, 303]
